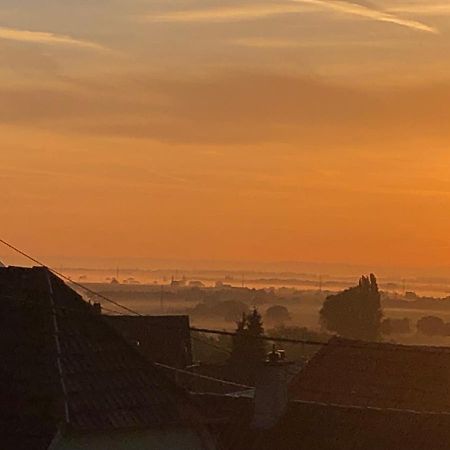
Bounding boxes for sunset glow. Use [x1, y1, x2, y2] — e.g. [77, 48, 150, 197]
[2, 0, 450, 271]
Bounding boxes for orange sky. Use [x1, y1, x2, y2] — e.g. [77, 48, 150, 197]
[2, 1, 450, 271]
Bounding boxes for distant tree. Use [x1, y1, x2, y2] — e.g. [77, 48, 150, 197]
[265, 305, 291, 325]
[191, 332, 231, 364]
[217, 300, 249, 322]
[320, 274, 382, 341]
[417, 316, 446, 336]
[189, 300, 249, 322]
[229, 308, 267, 366]
[381, 318, 411, 335]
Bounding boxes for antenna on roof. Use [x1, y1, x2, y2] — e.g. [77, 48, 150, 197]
[160, 285, 164, 314]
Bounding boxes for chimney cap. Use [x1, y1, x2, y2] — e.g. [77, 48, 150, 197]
[266, 344, 286, 364]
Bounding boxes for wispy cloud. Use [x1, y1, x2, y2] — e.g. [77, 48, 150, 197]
[387, 3, 450, 16]
[231, 37, 312, 48]
[0, 26, 105, 50]
[144, 1, 437, 33]
[293, 0, 438, 33]
[143, 4, 309, 23]
[230, 37, 387, 48]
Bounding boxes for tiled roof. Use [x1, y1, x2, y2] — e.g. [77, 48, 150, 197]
[257, 400, 450, 450]
[0, 266, 204, 445]
[195, 337, 450, 450]
[195, 393, 450, 450]
[191, 394, 254, 450]
[290, 337, 450, 412]
[105, 315, 193, 368]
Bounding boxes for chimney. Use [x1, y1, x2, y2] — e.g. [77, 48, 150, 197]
[252, 346, 290, 430]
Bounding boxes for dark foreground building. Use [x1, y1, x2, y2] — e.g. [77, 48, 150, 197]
[0, 266, 215, 450]
[104, 315, 193, 369]
[196, 338, 450, 450]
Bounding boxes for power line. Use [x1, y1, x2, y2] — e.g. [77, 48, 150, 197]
[154, 362, 252, 390]
[191, 332, 232, 356]
[0, 238, 142, 316]
[191, 327, 450, 354]
[190, 327, 327, 347]
[292, 398, 450, 418]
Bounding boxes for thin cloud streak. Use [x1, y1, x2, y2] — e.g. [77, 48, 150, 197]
[143, 4, 309, 23]
[0, 26, 106, 50]
[142, 1, 436, 33]
[387, 3, 450, 15]
[230, 37, 388, 48]
[293, 0, 438, 33]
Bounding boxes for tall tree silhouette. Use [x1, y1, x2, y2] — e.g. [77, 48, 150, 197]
[320, 274, 382, 341]
[230, 308, 266, 366]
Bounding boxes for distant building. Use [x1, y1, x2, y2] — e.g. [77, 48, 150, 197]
[188, 281, 205, 288]
[215, 281, 232, 288]
[0, 266, 216, 450]
[123, 277, 140, 285]
[171, 276, 186, 287]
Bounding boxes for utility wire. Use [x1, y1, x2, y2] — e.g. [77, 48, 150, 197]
[191, 332, 232, 356]
[191, 327, 450, 353]
[292, 398, 450, 418]
[0, 238, 142, 316]
[191, 327, 327, 347]
[154, 362, 252, 390]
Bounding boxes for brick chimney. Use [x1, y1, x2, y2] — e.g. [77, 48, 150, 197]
[252, 346, 290, 430]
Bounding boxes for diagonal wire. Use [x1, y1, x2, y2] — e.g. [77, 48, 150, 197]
[0, 238, 142, 316]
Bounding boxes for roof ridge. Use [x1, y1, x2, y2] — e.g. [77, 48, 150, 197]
[330, 336, 450, 353]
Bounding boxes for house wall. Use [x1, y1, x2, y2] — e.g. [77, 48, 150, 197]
[49, 428, 213, 450]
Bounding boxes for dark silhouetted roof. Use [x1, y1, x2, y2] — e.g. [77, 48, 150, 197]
[290, 337, 450, 412]
[0, 266, 205, 448]
[194, 337, 450, 450]
[255, 400, 450, 450]
[196, 392, 450, 450]
[104, 315, 192, 368]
